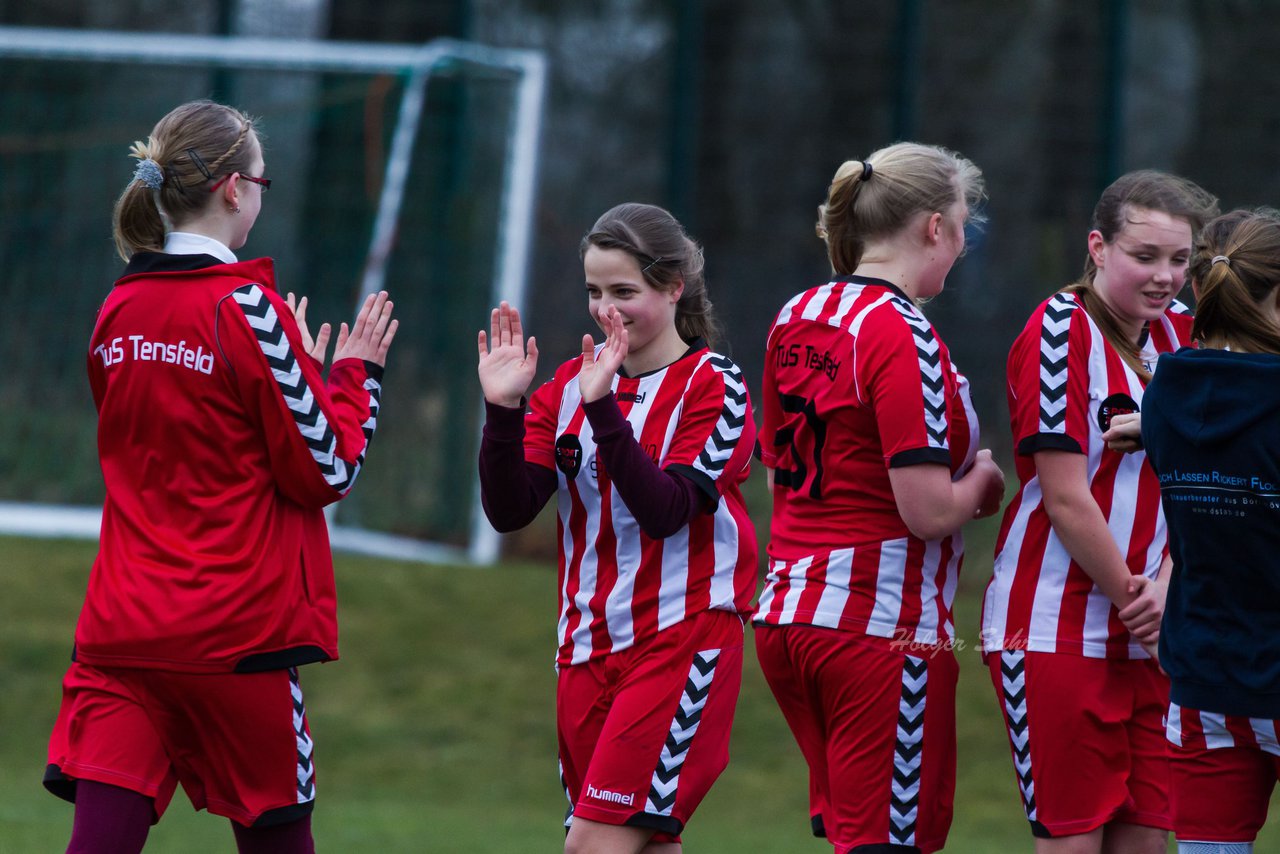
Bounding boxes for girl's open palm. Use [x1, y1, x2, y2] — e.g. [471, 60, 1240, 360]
[285, 292, 332, 363]
[578, 305, 628, 403]
[333, 290, 398, 367]
[478, 301, 539, 408]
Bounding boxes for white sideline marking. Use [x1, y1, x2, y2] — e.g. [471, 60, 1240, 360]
[0, 502, 469, 566]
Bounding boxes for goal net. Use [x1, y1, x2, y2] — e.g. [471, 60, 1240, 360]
[0, 25, 545, 564]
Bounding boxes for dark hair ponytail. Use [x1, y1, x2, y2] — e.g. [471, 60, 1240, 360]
[580, 203, 722, 348]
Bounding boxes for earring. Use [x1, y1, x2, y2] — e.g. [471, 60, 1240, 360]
[230, 205, 240, 214]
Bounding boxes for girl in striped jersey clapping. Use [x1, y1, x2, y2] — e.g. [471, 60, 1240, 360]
[477, 203, 756, 854]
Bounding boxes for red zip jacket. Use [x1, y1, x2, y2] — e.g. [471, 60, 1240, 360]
[72, 252, 383, 673]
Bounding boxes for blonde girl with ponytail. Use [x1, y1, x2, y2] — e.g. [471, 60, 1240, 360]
[753, 142, 1004, 854]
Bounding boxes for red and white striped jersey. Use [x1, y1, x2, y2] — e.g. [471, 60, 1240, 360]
[753, 277, 979, 645]
[982, 293, 1193, 660]
[1167, 702, 1280, 758]
[524, 342, 757, 666]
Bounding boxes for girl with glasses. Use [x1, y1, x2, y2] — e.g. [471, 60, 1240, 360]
[44, 99, 398, 854]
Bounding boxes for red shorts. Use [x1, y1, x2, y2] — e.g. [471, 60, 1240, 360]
[45, 663, 315, 827]
[1166, 702, 1280, 843]
[556, 609, 744, 844]
[987, 650, 1171, 838]
[754, 624, 958, 854]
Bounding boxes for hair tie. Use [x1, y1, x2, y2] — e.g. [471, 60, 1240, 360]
[860, 160, 874, 181]
[133, 158, 164, 190]
[1212, 254, 1231, 266]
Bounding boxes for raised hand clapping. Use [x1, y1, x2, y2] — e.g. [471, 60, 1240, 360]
[285, 292, 332, 362]
[285, 290, 398, 368]
[334, 290, 398, 367]
[478, 301, 539, 408]
[577, 305, 628, 403]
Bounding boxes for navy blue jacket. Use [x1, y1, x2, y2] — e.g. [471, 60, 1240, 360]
[1143, 347, 1280, 719]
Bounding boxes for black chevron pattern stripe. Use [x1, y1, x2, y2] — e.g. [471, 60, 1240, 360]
[1040, 412, 1067, 431]
[1000, 650, 1037, 819]
[889, 298, 949, 449]
[695, 355, 749, 478]
[289, 668, 316, 804]
[893, 763, 922, 786]
[707, 354, 736, 372]
[1037, 295, 1077, 434]
[888, 654, 927, 846]
[646, 649, 720, 815]
[559, 759, 574, 828]
[1040, 327, 1070, 351]
[232, 285, 380, 496]
[1038, 377, 1068, 405]
[897, 711, 925, 739]
[362, 377, 382, 444]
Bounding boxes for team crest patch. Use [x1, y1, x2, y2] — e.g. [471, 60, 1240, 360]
[555, 434, 583, 478]
[1097, 392, 1139, 433]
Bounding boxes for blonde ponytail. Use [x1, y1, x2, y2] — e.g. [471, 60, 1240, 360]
[110, 100, 260, 261]
[817, 143, 984, 276]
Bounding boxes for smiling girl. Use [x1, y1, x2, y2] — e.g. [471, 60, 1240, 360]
[476, 203, 756, 854]
[982, 170, 1218, 854]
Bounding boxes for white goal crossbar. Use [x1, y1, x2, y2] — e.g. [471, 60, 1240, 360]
[0, 25, 546, 565]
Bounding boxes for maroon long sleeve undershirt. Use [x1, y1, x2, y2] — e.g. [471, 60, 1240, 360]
[478, 400, 557, 532]
[478, 395, 710, 538]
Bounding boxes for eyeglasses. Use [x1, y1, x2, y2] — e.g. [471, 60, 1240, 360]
[207, 173, 272, 192]
[185, 148, 271, 193]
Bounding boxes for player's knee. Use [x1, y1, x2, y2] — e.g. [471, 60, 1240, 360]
[564, 821, 650, 854]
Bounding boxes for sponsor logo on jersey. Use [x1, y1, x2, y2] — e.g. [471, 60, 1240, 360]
[1097, 392, 1139, 433]
[555, 433, 583, 478]
[616, 390, 647, 404]
[586, 784, 635, 806]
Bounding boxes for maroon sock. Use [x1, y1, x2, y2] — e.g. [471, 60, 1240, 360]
[232, 815, 315, 854]
[66, 780, 154, 854]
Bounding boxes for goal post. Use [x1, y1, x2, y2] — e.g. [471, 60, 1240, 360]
[0, 25, 545, 565]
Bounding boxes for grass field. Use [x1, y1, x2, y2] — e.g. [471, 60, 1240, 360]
[2, 528, 1277, 853]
